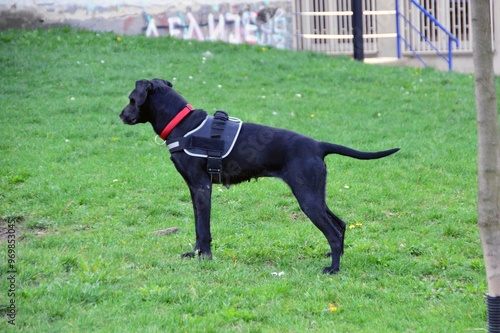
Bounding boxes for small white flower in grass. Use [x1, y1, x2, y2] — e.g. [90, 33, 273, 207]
[101, 60, 105, 64]
[113, 179, 118, 182]
[272, 112, 277, 116]
[295, 93, 302, 98]
[377, 113, 381, 117]
[261, 95, 266, 99]
[202, 81, 206, 84]
[217, 84, 222, 89]
[189, 76, 193, 80]
[271, 271, 285, 277]
[70, 97, 75, 101]
[344, 185, 350, 189]
[65, 139, 70, 143]
[173, 77, 177, 81]
[76, 61, 81, 65]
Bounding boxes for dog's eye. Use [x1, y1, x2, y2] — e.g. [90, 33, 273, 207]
[130, 99, 135, 105]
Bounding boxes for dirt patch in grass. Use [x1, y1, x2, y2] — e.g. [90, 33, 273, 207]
[0, 215, 48, 242]
[155, 227, 180, 235]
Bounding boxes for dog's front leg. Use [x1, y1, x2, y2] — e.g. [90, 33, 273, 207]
[182, 182, 213, 260]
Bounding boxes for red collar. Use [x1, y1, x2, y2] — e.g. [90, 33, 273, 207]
[160, 104, 193, 140]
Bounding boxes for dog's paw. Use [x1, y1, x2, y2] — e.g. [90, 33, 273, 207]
[200, 251, 213, 260]
[181, 252, 196, 259]
[322, 266, 340, 275]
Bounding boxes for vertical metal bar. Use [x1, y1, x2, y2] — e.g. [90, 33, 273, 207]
[456, 0, 460, 46]
[312, 0, 317, 52]
[448, 37, 452, 71]
[352, 0, 364, 61]
[371, 0, 377, 53]
[347, 0, 351, 53]
[317, 0, 322, 53]
[307, 0, 313, 52]
[341, 0, 347, 53]
[331, 0, 337, 54]
[410, 0, 415, 52]
[396, 0, 401, 58]
[427, 0, 431, 47]
[439, 0, 445, 50]
[340, 0, 345, 53]
[321, 0, 325, 54]
[364, 0, 371, 52]
[327, 0, 334, 54]
[292, 0, 298, 50]
[403, 0, 408, 53]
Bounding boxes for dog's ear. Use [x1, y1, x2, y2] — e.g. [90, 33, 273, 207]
[132, 80, 153, 106]
[151, 78, 173, 88]
[162, 79, 173, 88]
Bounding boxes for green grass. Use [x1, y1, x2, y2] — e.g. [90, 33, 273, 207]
[0, 27, 485, 331]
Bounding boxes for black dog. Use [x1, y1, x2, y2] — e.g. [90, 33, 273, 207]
[119, 78, 399, 274]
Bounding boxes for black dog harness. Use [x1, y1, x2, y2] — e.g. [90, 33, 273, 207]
[166, 110, 242, 183]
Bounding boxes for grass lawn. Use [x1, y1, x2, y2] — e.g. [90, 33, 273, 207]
[0, 27, 486, 332]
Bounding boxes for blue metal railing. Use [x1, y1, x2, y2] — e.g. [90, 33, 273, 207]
[396, 0, 459, 71]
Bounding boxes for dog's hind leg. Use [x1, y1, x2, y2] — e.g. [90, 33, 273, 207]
[325, 209, 346, 257]
[282, 158, 344, 274]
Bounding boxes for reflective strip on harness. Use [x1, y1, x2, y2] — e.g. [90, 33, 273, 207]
[166, 111, 242, 183]
[166, 113, 242, 159]
[167, 141, 180, 150]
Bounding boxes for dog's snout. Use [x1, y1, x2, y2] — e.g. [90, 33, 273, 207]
[119, 107, 136, 125]
[119, 109, 127, 122]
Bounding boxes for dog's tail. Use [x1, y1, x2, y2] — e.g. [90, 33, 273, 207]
[320, 142, 400, 160]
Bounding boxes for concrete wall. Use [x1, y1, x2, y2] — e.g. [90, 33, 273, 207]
[0, 0, 292, 49]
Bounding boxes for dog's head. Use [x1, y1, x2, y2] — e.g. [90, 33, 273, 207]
[119, 79, 187, 125]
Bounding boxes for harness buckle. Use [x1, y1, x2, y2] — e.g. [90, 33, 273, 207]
[207, 156, 223, 183]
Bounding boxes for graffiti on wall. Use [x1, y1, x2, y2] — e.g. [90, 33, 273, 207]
[124, 3, 291, 49]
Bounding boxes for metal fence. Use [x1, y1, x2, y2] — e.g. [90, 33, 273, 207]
[292, 0, 388, 55]
[399, 0, 473, 53]
[292, 0, 480, 56]
[397, 0, 459, 70]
